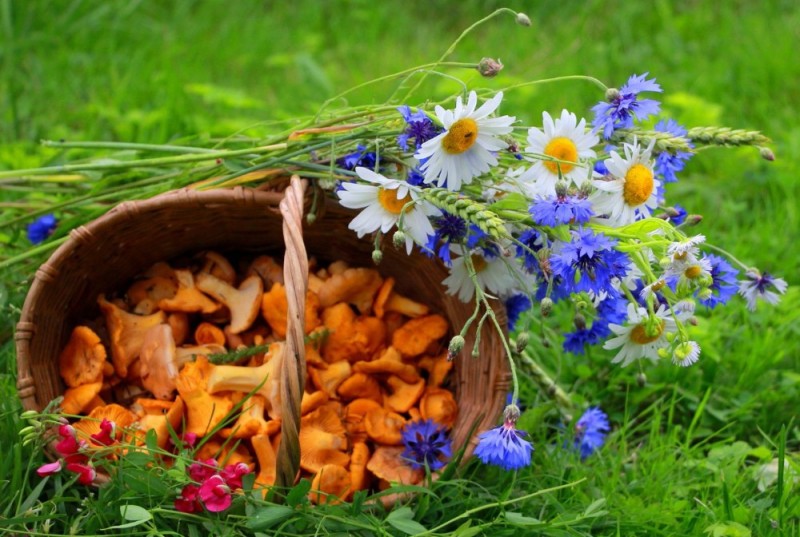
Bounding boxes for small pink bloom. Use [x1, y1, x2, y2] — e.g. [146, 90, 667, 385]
[65, 462, 96, 485]
[170, 432, 198, 451]
[55, 425, 81, 457]
[36, 460, 63, 477]
[189, 458, 218, 482]
[174, 484, 201, 513]
[90, 419, 116, 446]
[198, 475, 232, 512]
[221, 462, 251, 489]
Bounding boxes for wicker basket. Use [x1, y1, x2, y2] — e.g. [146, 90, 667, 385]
[15, 177, 511, 485]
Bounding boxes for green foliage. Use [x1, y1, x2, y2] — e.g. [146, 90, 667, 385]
[1, 0, 799, 536]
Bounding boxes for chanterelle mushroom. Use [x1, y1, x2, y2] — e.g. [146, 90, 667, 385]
[59, 326, 107, 388]
[138, 324, 179, 400]
[317, 267, 383, 315]
[158, 269, 220, 314]
[195, 273, 263, 334]
[309, 464, 351, 505]
[98, 295, 166, 378]
[175, 357, 234, 436]
[299, 406, 349, 473]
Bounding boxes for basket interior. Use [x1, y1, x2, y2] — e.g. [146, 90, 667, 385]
[16, 187, 510, 451]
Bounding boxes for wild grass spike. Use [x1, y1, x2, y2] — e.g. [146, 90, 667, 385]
[423, 188, 510, 239]
[687, 126, 772, 147]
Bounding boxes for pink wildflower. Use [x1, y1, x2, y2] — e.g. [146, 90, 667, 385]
[36, 460, 63, 477]
[198, 474, 232, 512]
[221, 462, 251, 489]
[66, 462, 97, 485]
[188, 458, 218, 482]
[90, 419, 116, 446]
[54, 424, 82, 456]
[175, 484, 201, 513]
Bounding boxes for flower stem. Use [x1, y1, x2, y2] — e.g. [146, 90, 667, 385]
[41, 140, 219, 154]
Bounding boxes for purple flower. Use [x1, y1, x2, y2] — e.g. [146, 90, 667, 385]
[550, 228, 630, 294]
[737, 269, 788, 311]
[530, 195, 594, 227]
[474, 418, 533, 471]
[574, 407, 610, 459]
[26, 214, 58, 244]
[504, 293, 532, 331]
[667, 204, 688, 226]
[515, 229, 547, 274]
[397, 106, 442, 151]
[653, 119, 694, 183]
[698, 254, 738, 308]
[425, 213, 468, 266]
[563, 322, 610, 355]
[406, 167, 427, 187]
[401, 419, 452, 471]
[592, 73, 662, 139]
[338, 144, 378, 171]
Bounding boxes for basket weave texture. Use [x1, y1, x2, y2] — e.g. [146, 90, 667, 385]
[15, 178, 511, 480]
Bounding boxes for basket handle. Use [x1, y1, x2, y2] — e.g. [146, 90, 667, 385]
[274, 175, 309, 490]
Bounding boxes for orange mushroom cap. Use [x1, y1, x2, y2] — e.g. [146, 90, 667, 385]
[344, 398, 382, 444]
[383, 375, 426, 414]
[138, 323, 179, 400]
[391, 314, 449, 358]
[73, 403, 138, 446]
[131, 396, 184, 449]
[419, 387, 458, 429]
[62, 381, 103, 415]
[301, 390, 330, 416]
[352, 347, 420, 384]
[158, 269, 220, 314]
[98, 295, 167, 378]
[59, 326, 107, 388]
[308, 360, 352, 398]
[309, 464, 351, 505]
[318, 267, 383, 315]
[299, 406, 349, 473]
[175, 357, 234, 436]
[261, 283, 321, 338]
[219, 394, 271, 439]
[337, 372, 382, 403]
[194, 322, 227, 346]
[127, 276, 177, 313]
[167, 313, 190, 346]
[349, 442, 371, 496]
[384, 292, 430, 318]
[364, 406, 406, 445]
[196, 273, 263, 334]
[418, 352, 453, 387]
[246, 255, 284, 289]
[199, 251, 237, 286]
[367, 446, 423, 485]
[373, 277, 395, 319]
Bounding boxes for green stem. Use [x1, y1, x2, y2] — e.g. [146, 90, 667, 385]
[0, 236, 68, 269]
[501, 74, 608, 94]
[703, 243, 751, 271]
[399, 7, 521, 103]
[414, 479, 586, 536]
[41, 140, 219, 154]
[0, 143, 288, 179]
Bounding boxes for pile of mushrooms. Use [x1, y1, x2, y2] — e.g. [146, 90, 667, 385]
[57, 251, 458, 503]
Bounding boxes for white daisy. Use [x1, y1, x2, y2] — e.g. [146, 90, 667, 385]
[672, 341, 701, 367]
[523, 109, 598, 197]
[337, 167, 435, 254]
[667, 235, 705, 258]
[590, 139, 660, 226]
[416, 91, 515, 192]
[443, 248, 517, 302]
[664, 255, 712, 289]
[604, 303, 678, 367]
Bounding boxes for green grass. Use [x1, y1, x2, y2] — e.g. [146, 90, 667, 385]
[2, 1, 799, 535]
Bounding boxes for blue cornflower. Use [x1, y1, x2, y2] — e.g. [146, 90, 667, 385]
[338, 144, 378, 171]
[530, 195, 594, 227]
[474, 420, 533, 471]
[737, 269, 788, 312]
[667, 204, 688, 226]
[563, 322, 610, 355]
[504, 293, 532, 331]
[697, 254, 738, 308]
[406, 167, 427, 187]
[26, 214, 58, 244]
[593, 160, 609, 175]
[550, 228, 630, 294]
[653, 119, 694, 183]
[425, 212, 468, 266]
[591, 73, 662, 139]
[515, 229, 547, 274]
[401, 419, 452, 471]
[574, 407, 610, 459]
[397, 106, 442, 151]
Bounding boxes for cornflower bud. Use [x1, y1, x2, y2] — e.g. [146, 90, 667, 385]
[515, 12, 531, 26]
[540, 297, 553, 317]
[392, 230, 406, 248]
[448, 335, 465, 361]
[605, 88, 621, 102]
[371, 249, 383, 265]
[515, 332, 530, 353]
[477, 58, 504, 78]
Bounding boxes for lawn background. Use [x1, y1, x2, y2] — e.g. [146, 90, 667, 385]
[1, 1, 798, 535]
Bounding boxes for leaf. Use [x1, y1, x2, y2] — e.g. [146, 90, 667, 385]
[504, 511, 542, 525]
[452, 521, 483, 537]
[103, 505, 152, 530]
[285, 478, 311, 507]
[704, 521, 752, 537]
[582, 498, 608, 517]
[386, 506, 427, 535]
[222, 159, 252, 172]
[488, 193, 528, 213]
[247, 505, 295, 531]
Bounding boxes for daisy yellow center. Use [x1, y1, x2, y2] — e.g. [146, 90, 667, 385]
[470, 254, 488, 273]
[629, 320, 665, 345]
[378, 188, 412, 215]
[442, 118, 478, 154]
[684, 265, 702, 279]
[622, 164, 655, 206]
[543, 137, 578, 175]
